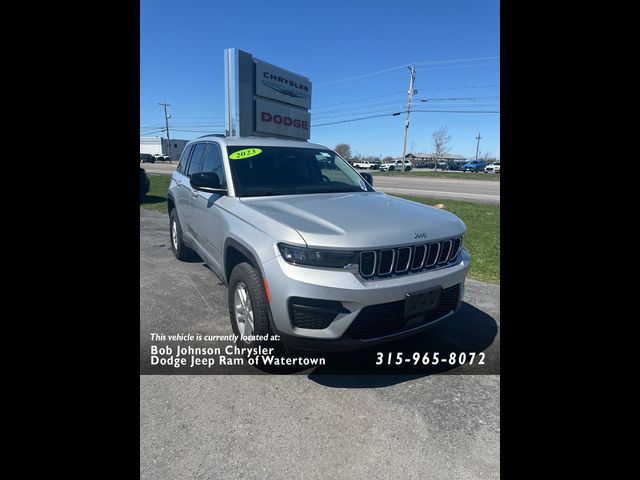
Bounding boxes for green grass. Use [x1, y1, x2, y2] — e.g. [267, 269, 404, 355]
[140, 174, 500, 284]
[141, 174, 171, 212]
[371, 170, 500, 181]
[393, 195, 500, 284]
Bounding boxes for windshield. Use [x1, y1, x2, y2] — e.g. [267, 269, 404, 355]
[226, 146, 374, 197]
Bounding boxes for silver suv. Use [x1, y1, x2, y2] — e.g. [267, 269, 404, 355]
[167, 135, 471, 350]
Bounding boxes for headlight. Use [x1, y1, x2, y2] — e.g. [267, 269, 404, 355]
[278, 243, 356, 268]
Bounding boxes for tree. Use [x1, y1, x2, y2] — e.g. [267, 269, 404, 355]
[334, 144, 352, 160]
[432, 126, 452, 171]
[481, 151, 496, 163]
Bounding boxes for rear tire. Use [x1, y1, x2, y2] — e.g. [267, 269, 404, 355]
[169, 209, 197, 261]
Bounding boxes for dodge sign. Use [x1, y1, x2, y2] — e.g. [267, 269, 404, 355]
[255, 98, 310, 139]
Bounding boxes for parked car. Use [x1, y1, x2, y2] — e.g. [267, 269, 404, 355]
[140, 167, 150, 202]
[461, 160, 487, 172]
[379, 160, 413, 172]
[352, 160, 375, 169]
[140, 153, 156, 163]
[446, 162, 463, 171]
[167, 136, 469, 351]
[370, 161, 381, 170]
[484, 162, 500, 173]
[435, 161, 449, 170]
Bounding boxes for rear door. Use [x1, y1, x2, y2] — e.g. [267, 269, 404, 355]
[183, 142, 208, 230]
[173, 143, 195, 221]
[189, 142, 228, 272]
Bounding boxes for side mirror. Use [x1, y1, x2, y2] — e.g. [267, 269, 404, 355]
[360, 172, 373, 186]
[190, 172, 227, 194]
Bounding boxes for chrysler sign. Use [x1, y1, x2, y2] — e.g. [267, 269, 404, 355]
[225, 48, 312, 140]
[255, 61, 312, 110]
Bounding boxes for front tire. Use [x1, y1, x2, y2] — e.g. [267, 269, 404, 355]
[169, 209, 197, 261]
[228, 262, 271, 347]
[389, 166, 395, 171]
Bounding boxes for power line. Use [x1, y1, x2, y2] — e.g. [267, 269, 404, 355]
[420, 96, 500, 102]
[312, 109, 499, 128]
[312, 112, 403, 127]
[315, 65, 409, 88]
[422, 84, 499, 91]
[413, 56, 499, 66]
[312, 100, 411, 118]
[313, 105, 410, 121]
[313, 96, 499, 118]
[140, 129, 165, 137]
[171, 116, 225, 120]
[412, 109, 500, 114]
[415, 62, 500, 72]
[312, 98, 499, 121]
[311, 91, 405, 109]
[169, 128, 226, 133]
[315, 56, 499, 88]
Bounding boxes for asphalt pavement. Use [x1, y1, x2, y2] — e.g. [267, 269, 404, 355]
[141, 162, 500, 204]
[140, 209, 500, 479]
[371, 174, 499, 204]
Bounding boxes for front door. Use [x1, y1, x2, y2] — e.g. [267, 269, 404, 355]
[189, 142, 228, 273]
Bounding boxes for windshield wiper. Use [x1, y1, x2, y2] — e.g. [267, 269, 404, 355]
[323, 187, 362, 193]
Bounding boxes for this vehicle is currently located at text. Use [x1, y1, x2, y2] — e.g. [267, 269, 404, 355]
[167, 136, 471, 351]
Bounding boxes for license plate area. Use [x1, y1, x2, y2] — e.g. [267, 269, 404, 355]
[404, 287, 441, 318]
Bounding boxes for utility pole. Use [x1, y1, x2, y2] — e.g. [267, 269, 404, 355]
[475, 132, 482, 161]
[158, 101, 172, 163]
[401, 64, 416, 170]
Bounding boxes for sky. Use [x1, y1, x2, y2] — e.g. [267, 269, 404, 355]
[141, 0, 500, 159]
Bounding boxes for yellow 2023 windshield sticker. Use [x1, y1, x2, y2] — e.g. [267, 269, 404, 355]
[229, 148, 262, 160]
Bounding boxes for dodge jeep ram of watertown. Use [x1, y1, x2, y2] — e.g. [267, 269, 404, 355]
[167, 135, 471, 350]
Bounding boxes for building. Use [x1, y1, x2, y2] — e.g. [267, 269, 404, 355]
[140, 137, 189, 161]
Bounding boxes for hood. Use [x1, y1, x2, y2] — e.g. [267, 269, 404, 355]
[239, 192, 466, 249]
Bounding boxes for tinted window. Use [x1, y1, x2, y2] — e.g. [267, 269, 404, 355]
[177, 144, 194, 174]
[226, 146, 373, 197]
[200, 143, 226, 187]
[186, 143, 207, 176]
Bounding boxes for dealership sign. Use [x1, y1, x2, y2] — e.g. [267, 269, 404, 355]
[224, 48, 312, 140]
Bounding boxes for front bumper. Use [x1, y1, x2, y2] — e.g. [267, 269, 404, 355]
[261, 249, 471, 349]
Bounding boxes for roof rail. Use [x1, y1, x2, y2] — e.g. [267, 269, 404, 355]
[196, 133, 227, 139]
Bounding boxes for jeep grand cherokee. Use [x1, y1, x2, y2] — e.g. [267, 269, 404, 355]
[167, 135, 471, 350]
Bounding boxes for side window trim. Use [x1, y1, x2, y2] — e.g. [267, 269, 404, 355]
[200, 142, 227, 187]
[186, 142, 208, 178]
[178, 143, 195, 175]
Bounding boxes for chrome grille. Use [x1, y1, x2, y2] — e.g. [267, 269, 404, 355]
[357, 237, 463, 279]
[438, 239, 452, 264]
[411, 245, 427, 270]
[378, 249, 395, 275]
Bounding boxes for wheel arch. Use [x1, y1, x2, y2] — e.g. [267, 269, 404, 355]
[223, 238, 264, 286]
[167, 192, 176, 215]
